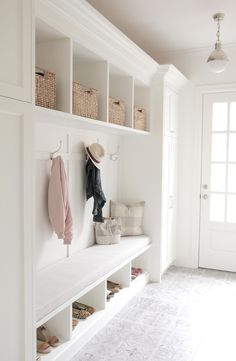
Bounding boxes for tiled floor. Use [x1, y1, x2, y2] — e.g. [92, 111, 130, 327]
[72, 266, 236, 361]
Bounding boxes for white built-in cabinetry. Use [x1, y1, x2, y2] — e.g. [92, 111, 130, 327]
[0, 97, 34, 361]
[0, 0, 188, 360]
[161, 85, 179, 273]
[0, 2, 34, 361]
[35, 17, 151, 134]
[0, 0, 32, 101]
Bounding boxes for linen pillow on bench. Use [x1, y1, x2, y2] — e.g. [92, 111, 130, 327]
[110, 201, 145, 236]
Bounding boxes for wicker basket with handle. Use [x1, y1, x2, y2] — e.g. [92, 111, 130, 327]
[109, 97, 126, 126]
[35, 67, 56, 109]
[73, 82, 99, 119]
[134, 106, 146, 131]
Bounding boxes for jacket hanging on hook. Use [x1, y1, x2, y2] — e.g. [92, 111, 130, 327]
[48, 156, 73, 244]
[86, 158, 106, 222]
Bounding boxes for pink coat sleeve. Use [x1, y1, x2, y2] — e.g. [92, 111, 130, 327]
[48, 156, 73, 245]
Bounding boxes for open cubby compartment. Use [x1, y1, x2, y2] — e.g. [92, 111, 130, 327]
[37, 306, 72, 360]
[109, 64, 134, 128]
[72, 280, 106, 336]
[35, 18, 72, 113]
[73, 42, 109, 122]
[107, 262, 131, 291]
[134, 79, 151, 131]
[131, 249, 150, 282]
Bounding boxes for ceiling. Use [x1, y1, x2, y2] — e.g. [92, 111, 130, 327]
[86, 0, 236, 58]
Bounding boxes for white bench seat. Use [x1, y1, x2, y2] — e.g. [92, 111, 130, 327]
[36, 235, 150, 321]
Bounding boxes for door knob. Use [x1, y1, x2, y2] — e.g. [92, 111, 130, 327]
[202, 194, 208, 199]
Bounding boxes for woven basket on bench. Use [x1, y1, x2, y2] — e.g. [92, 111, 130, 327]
[109, 97, 126, 126]
[73, 82, 99, 119]
[35, 67, 56, 109]
[134, 106, 146, 131]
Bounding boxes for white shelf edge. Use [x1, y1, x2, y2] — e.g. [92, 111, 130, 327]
[37, 338, 71, 361]
[35, 106, 150, 135]
[72, 308, 105, 338]
[106, 271, 149, 310]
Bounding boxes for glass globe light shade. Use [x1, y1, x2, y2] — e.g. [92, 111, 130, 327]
[207, 42, 229, 73]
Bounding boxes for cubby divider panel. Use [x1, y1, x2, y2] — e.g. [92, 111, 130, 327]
[40, 305, 72, 343]
[109, 65, 134, 128]
[134, 80, 151, 131]
[107, 262, 131, 288]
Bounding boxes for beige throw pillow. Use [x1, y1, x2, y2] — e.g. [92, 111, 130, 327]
[110, 201, 145, 236]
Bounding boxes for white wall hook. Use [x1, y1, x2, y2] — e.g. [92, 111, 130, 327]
[108, 146, 119, 161]
[50, 140, 63, 160]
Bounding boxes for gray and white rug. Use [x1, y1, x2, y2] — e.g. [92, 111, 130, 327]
[72, 266, 236, 361]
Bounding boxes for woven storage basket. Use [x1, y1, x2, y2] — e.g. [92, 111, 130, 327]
[73, 82, 99, 119]
[109, 97, 126, 126]
[35, 67, 56, 109]
[134, 106, 146, 131]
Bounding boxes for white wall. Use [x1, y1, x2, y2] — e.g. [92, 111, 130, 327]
[35, 122, 119, 270]
[156, 44, 236, 268]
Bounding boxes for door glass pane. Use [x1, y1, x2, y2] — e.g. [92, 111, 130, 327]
[228, 134, 236, 162]
[210, 194, 225, 222]
[228, 164, 236, 192]
[230, 102, 236, 130]
[211, 133, 227, 161]
[210, 164, 226, 192]
[212, 102, 228, 131]
[227, 195, 236, 223]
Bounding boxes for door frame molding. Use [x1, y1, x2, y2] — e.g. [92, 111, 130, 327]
[192, 83, 236, 269]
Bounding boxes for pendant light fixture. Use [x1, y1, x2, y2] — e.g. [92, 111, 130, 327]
[207, 13, 229, 73]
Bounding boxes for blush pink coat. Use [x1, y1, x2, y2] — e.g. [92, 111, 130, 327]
[48, 156, 73, 245]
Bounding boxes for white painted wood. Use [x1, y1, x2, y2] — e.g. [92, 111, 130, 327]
[36, 27, 72, 112]
[119, 65, 187, 281]
[35, 106, 149, 135]
[132, 249, 150, 271]
[36, 242, 151, 326]
[199, 91, 236, 272]
[36, 0, 157, 85]
[164, 88, 178, 135]
[0, 0, 32, 102]
[0, 97, 34, 361]
[37, 272, 149, 361]
[109, 67, 134, 128]
[161, 135, 177, 273]
[35, 120, 120, 269]
[134, 82, 151, 131]
[108, 262, 131, 287]
[73, 43, 109, 122]
[76, 280, 106, 310]
[44, 306, 72, 343]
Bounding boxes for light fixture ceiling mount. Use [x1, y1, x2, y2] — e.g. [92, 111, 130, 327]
[207, 12, 229, 73]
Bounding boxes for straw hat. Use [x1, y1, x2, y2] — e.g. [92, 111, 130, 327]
[85, 143, 105, 169]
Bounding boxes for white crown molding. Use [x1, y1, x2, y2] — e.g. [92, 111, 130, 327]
[155, 64, 188, 91]
[36, 0, 158, 84]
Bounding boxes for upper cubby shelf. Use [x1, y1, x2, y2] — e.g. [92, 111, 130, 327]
[35, 18, 150, 135]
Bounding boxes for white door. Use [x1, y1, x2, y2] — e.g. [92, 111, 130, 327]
[199, 92, 236, 272]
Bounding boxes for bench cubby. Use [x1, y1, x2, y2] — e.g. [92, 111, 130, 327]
[36, 238, 150, 360]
